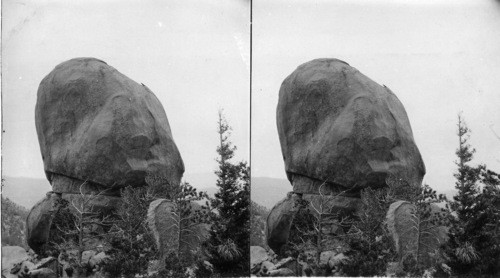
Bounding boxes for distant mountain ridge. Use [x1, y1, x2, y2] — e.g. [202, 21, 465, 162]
[183, 172, 218, 191]
[2, 176, 51, 209]
[1, 196, 29, 248]
[251, 177, 291, 209]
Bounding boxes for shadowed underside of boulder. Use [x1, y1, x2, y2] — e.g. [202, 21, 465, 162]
[50, 173, 121, 197]
[277, 58, 425, 194]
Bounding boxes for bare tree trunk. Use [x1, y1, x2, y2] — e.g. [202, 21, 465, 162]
[316, 212, 322, 265]
[78, 214, 84, 265]
[177, 204, 182, 259]
[415, 216, 421, 269]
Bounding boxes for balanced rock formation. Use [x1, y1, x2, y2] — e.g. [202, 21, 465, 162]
[268, 58, 425, 253]
[27, 58, 184, 253]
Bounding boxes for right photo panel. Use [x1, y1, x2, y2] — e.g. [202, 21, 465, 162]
[251, 1, 500, 277]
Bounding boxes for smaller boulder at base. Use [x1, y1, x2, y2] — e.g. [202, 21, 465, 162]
[1, 246, 30, 277]
[26, 193, 62, 254]
[266, 192, 301, 254]
[250, 246, 269, 273]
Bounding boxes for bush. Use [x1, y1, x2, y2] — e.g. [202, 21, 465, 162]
[102, 186, 158, 277]
[341, 187, 397, 276]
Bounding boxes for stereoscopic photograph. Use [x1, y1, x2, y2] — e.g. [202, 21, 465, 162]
[2, 0, 500, 278]
[2, 0, 250, 277]
[250, 0, 499, 277]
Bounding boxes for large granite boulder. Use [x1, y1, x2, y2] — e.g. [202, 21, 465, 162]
[277, 58, 425, 195]
[35, 57, 184, 193]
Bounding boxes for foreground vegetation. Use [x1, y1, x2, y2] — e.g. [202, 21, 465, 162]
[252, 114, 499, 277]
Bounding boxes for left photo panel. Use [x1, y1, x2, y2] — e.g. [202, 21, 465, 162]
[1, 1, 250, 277]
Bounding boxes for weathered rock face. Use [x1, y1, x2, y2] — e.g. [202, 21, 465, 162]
[250, 246, 269, 273]
[277, 58, 425, 195]
[386, 201, 415, 257]
[26, 193, 61, 254]
[147, 199, 179, 261]
[386, 201, 448, 268]
[266, 192, 301, 253]
[36, 57, 184, 192]
[147, 199, 209, 268]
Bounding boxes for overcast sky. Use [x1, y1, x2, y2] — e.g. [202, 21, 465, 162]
[2, 0, 500, 196]
[1, 0, 250, 186]
[252, 0, 500, 194]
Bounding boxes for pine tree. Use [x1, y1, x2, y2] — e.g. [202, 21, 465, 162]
[474, 167, 500, 274]
[444, 114, 482, 274]
[451, 114, 481, 222]
[104, 178, 211, 277]
[444, 113, 500, 275]
[205, 110, 250, 275]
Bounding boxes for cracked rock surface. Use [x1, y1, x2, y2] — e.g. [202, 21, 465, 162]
[268, 59, 425, 254]
[277, 58, 425, 194]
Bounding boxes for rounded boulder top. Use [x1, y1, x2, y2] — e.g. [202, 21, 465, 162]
[277, 58, 425, 194]
[35, 57, 184, 190]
